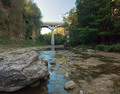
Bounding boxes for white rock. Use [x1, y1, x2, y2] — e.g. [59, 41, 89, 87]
[79, 90, 84, 94]
[64, 81, 76, 89]
[0, 51, 49, 92]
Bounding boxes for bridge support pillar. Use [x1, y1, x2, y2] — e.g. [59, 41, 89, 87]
[51, 29, 55, 46]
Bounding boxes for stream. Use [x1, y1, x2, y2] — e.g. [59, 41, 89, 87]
[1, 48, 120, 94]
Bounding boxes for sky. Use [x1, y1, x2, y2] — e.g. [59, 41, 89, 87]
[34, 0, 76, 34]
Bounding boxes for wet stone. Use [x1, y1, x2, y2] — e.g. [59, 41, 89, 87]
[43, 59, 48, 66]
[64, 81, 76, 90]
[50, 61, 56, 65]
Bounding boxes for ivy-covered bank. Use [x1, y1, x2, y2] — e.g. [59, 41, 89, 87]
[0, 0, 42, 40]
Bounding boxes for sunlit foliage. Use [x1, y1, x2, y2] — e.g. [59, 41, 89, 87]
[0, 0, 42, 40]
[64, 0, 120, 46]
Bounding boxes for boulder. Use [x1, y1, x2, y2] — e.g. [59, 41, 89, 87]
[64, 81, 76, 90]
[0, 51, 49, 92]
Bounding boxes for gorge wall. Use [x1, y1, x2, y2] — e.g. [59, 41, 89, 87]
[0, 0, 42, 40]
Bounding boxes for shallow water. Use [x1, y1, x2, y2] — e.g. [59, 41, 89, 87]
[38, 50, 70, 94]
[1, 48, 120, 94]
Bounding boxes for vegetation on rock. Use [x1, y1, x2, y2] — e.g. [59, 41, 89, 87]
[0, 0, 42, 40]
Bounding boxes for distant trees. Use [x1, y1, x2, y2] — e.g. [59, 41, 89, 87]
[0, 0, 42, 40]
[64, 0, 120, 46]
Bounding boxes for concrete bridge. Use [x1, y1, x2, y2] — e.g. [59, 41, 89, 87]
[41, 22, 64, 46]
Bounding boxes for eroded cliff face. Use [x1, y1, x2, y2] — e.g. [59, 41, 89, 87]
[0, 0, 25, 40]
[0, 0, 42, 40]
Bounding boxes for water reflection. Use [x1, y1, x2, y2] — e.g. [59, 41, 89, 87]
[1, 80, 48, 94]
[38, 50, 69, 94]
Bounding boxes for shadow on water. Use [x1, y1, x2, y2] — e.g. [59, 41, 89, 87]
[1, 80, 48, 94]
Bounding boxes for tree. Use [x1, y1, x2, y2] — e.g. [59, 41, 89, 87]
[65, 0, 120, 46]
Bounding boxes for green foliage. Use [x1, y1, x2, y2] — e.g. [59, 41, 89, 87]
[23, 0, 42, 39]
[111, 44, 120, 52]
[64, 0, 120, 47]
[0, 8, 6, 24]
[0, 38, 46, 47]
[39, 34, 51, 45]
[55, 33, 66, 45]
[95, 45, 113, 52]
[95, 44, 120, 52]
[38, 33, 66, 45]
[25, 24, 34, 39]
[0, 0, 42, 40]
[69, 27, 98, 46]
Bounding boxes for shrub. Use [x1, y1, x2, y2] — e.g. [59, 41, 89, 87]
[112, 44, 120, 52]
[0, 38, 46, 47]
[95, 44, 120, 52]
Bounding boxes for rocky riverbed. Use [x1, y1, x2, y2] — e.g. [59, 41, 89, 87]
[0, 46, 120, 94]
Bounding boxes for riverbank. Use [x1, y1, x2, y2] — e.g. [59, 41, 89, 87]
[0, 45, 63, 55]
[75, 44, 120, 52]
[0, 38, 47, 52]
[0, 46, 120, 94]
[63, 48, 120, 94]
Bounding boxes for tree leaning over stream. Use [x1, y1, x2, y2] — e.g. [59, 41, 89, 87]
[0, 0, 42, 40]
[64, 0, 120, 46]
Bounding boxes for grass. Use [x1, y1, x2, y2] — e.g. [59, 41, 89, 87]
[75, 44, 120, 52]
[95, 44, 120, 52]
[0, 38, 47, 49]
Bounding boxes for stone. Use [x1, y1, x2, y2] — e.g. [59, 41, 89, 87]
[0, 51, 49, 92]
[63, 41, 70, 49]
[50, 61, 56, 65]
[43, 60, 48, 66]
[79, 90, 84, 94]
[64, 81, 76, 90]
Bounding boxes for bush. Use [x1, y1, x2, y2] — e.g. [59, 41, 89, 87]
[69, 27, 98, 46]
[112, 44, 120, 52]
[55, 34, 66, 45]
[38, 33, 66, 45]
[95, 44, 120, 52]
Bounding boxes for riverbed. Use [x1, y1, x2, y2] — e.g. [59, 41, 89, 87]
[1, 47, 120, 94]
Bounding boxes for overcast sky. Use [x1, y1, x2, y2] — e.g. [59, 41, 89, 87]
[34, 0, 76, 22]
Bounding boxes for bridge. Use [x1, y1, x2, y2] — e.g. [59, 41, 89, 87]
[41, 22, 64, 46]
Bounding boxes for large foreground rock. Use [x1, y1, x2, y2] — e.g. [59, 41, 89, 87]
[0, 51, 49, 92]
